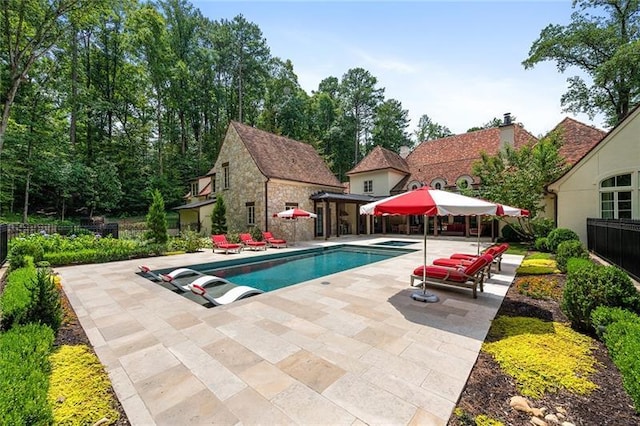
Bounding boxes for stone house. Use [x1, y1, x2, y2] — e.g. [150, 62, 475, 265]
[177, 122, 345, 242]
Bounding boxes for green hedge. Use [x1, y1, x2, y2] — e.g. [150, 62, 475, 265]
[591, 306, 640, 412]
[0, 261, 37, 331]
[562, 259, 640, 332]
[0, 324, 55, 425]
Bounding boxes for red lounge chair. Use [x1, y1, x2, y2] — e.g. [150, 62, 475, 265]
[410, 253, 493, 298]
[432, 247, 498, 278]
[451, 243, 509, 271]
[262, 231, 287, 248]
[211, 234, 242, 254]
[239, 233, 267, 251]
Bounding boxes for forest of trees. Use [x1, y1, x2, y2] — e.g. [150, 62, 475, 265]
[1, 0, 638, 222]
[0, 0, 435, 221]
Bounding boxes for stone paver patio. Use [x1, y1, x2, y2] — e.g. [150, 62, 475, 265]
[57, 236, 523, 426]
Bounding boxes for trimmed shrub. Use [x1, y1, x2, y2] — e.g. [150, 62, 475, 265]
[562, 260, 640, 332]
[534, 237, 549, 252]
[0, 260, 37, 331]
[591, 306, 640, 412]
[7, 238, 45, 270]
[0, 324, 55, 425]
[556, 240, 589, 273]
[546, 228, 579, 253]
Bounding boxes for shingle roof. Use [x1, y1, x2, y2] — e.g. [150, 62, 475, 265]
[552, 117, 607, 166]
[400, 125, 537, 190]
[347, 146, 410, 175]
[228, 121, 343, 189]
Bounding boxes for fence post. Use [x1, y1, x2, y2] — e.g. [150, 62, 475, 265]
[0, 224, 7, 265]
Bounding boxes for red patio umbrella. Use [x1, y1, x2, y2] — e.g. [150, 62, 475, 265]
[273, 208, 317, 245]
[360, 187, 498, 302]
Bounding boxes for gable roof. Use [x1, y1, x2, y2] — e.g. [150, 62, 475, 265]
[221, 121, 343, 189]
[549, 106, 637, 187]
[552, 117, 607, 167]
[398, 124, 537, 191]
[346, 145, 410, 175]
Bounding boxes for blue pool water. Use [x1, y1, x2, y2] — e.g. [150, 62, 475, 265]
[373, 240, 416, 247]
[155, 245, 414, 294]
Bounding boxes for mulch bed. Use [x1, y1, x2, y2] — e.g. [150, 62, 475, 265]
[448, 273, 639, 426]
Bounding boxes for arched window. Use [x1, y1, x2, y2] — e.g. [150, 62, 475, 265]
[430, 178, 445, 190]
[456, 176, 473, 190]
[600, 173, 632, 219]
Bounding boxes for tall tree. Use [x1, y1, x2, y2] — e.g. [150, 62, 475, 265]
[523, 0, 640, 126]
[0, 0, 104, 157]
[339, 68, 384, 167]
[371, 99, 412, 154]
[466, 117, 504, 133]
[413, 114, 452, 142]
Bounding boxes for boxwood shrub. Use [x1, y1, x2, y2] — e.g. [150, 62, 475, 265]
[562, 259, 640, 332]
[556, 240, 589, 273]
[0, 260, 37, 331]
[546, 228, 579, 253]
[0, 324, 55, 425]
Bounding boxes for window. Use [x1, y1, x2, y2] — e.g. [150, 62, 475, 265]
[285, 202, 298, 210]
[211, 174, 216, 194]
[600, 173, 632, 219]
[190, 181, 198, 196]
[364, 180, 373, 193]
[456, 176, 472, 190]
[246, 202, 255, 225]
[222, 162, 230, 189]
[431, 178, 445, 190]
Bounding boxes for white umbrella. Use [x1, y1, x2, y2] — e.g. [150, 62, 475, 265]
[273, 208, 317, 245]
[360, 187, 498, 302]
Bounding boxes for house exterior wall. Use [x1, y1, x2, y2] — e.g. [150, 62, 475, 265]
[212, 126, 266, 234]
[349, 170, 405, 196]
[548, 108, 640, 243]
[267, 179, 338, 242]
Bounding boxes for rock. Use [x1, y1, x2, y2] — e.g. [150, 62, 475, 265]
[555, 407, 567, 415]
[531, 407, 546, 417]
[545, 413, 559, 424]
[530, 416, 547, 426]
[92, 418, 110, 426]
[561, 423, 575, 426]
[510, 395, 532, 413]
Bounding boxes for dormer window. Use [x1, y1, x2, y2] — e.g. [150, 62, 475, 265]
[409, 181, 422, 191]
[431, 178, 446, 190]
[457, 176, 473, 190]
[364, 180, 373, 193]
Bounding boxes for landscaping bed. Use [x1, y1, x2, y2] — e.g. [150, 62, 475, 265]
[449, 273, 639, 425]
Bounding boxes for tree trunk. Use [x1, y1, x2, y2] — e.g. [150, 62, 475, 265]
[70, 27, 78, 145]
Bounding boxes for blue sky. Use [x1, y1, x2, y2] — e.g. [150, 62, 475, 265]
[192, 1, 604, 137]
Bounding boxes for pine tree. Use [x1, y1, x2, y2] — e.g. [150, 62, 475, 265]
[145, 190, 168, 244]
[211, 196, 227, 235]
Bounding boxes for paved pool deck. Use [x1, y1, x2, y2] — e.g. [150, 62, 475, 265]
[57, 236, 523, 426]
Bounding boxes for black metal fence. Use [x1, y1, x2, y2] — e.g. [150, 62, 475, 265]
[7, 223, 119, 240]
[587, 218, 640, 281]
[0, 224, 7, 265]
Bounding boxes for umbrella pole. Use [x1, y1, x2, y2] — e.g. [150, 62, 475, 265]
[412, 215, 438, 303]
[477, 216, 481, 255]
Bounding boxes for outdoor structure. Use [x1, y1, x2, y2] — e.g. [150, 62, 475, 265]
[177, 122, 344, 241]
[173, 173, 216, 234]
[547, 106, 638, 243]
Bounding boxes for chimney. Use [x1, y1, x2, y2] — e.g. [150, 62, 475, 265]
[399, 146, 411, 159]
[499, 112, 514, 150]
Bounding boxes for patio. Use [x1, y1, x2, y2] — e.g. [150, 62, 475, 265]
[57, 236, 523, 425]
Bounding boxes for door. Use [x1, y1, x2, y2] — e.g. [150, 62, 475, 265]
[315, 206, 324, 237]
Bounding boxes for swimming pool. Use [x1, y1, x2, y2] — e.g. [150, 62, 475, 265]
[148, 244, 414, 297]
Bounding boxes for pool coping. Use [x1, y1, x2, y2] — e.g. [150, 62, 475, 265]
[57, 236, 523, 425]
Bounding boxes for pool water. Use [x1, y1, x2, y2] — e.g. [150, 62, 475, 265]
[373, 240, 416, 247]
[153, 245, 414, 294]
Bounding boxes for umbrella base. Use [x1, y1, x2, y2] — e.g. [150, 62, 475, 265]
[411, 290, 439, 303]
